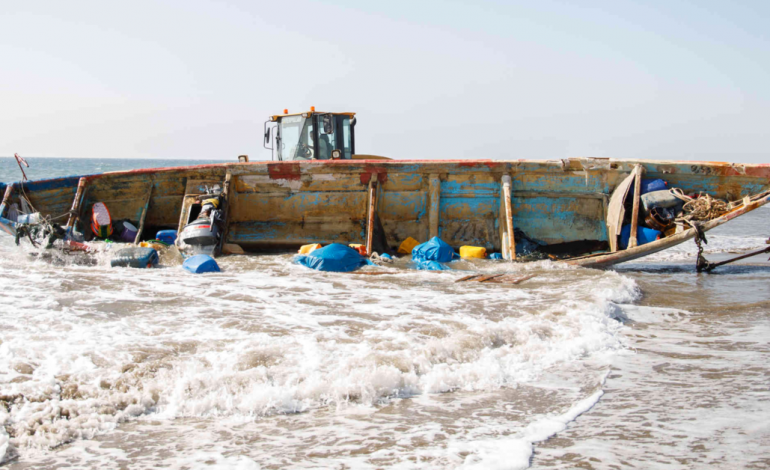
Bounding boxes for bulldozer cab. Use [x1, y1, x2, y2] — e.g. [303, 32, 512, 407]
[264, 110, 356, 161]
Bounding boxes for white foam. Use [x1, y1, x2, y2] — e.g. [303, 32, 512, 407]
[0, 409, 9, 464]
[0, 234, 638, 467]
[456, 387, 605, 470]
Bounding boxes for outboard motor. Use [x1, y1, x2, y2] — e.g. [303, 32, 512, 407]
[179, 186, 224, 255]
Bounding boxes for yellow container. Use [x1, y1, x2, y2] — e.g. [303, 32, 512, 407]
[140, 241, 167, 251]
[460, 246, 487, 259]
[298, 243, 322, 254]
[398, 236, 420, 254]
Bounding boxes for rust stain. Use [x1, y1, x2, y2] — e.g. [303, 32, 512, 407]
[458, 161, 502, 169]
[360, 165, 388, 185]
[268, 163, 301, 180]
[745, 165, 770, 179]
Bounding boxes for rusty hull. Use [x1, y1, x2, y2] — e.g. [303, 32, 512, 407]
[1, 158, 768, 266]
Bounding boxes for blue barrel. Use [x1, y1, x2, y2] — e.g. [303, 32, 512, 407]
[620, 225, 661, 249]
[183, 254, 220, 274]
[111, 247, 159, 268]
[156, 230, 178, 245]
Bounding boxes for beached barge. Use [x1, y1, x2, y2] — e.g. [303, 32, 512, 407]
[2, 157, 769, 268]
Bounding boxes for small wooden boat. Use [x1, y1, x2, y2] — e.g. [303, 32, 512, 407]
[2, 110, 769, 268]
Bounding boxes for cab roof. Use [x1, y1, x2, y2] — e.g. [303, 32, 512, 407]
[270, 110, 356, 121]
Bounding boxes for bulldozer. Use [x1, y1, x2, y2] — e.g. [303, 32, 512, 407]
[263, 108, 390, 161]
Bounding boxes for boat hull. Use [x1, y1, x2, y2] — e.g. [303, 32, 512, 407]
[2, 159, 768, 266]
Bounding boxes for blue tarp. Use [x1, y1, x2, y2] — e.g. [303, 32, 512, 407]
[415, 260, 451, 271]
[295, 243, 371, 272]
[412, 237, 457, 263]
[411, 237, 457, 271]
[630, 178, 668, 197]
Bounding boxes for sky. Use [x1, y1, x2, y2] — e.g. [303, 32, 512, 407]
[1, 0, 768, 163]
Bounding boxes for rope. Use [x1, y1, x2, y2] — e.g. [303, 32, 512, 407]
[369, 252, 393, 265]
[674, 191, 729, 224]
[17, 183, 38, 215]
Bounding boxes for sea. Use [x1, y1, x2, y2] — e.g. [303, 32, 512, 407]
[1, 157, 769, 469]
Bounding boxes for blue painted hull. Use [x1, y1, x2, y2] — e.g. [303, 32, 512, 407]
[1, 159, 768, 266]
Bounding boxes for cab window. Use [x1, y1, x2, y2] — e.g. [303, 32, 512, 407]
[316, 115, 335, 160]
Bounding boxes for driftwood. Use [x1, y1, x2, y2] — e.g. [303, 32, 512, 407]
[455, 273, 536, 285]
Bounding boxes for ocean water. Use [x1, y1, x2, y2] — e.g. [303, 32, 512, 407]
[1, 158, 769, 469]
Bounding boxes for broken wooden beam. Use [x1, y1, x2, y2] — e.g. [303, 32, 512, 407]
[215, 171, 233, 256]
[65, 177, 88, 233]
[628, 165, 643, 249]
[502, 175, 515, 260]
[134, 181, 154, 244]
[0, 183, 14, 219]
[455, 273, 536, 284]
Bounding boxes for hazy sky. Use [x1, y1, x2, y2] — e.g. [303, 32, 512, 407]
[1, 0, 768, 162]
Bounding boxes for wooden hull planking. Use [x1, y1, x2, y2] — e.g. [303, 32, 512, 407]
[1, 158, 769, 267]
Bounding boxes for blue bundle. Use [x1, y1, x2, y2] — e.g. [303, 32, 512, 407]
[412, 237, 457, 270]
[295, 243, 371, 272]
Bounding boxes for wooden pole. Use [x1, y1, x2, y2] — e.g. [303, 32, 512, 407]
[502, 175, 515, 260]
[215, 171, 233, 257]
[0, 183, 14, 219]
[134, 181, 154, 244]
[65, 177, 88, 232]
[428, 174, 440, 239]
[365, 179, 377, 255]
[628, 165, 643, 249]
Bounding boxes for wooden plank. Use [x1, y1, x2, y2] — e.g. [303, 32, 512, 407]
[215, 171, 233, 256]
[512, 191, 608, 199]
[65, 177, 88, 232]
[504, 274, 536, 285]
[365, 179, 377, 255]
[628, 165, 643, 249]
[502, 175, 515, 260]
[569, 190, 770, 268]
[176, 196, 197, 246]
[476, 274, 506, 283]
[134, 181, 154, 244]
[455, 273, 535, 284]
[428, 174, 440, 239]
[0, 183, 14, 218]
[606, 171, 637, 252]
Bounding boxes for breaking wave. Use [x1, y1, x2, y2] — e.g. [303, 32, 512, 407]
[0, 233, 639, 466]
